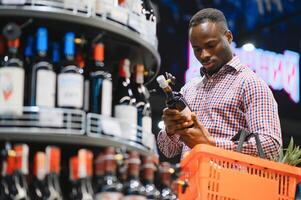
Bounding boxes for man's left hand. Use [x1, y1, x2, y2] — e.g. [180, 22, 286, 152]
[179, 112, 216, 149]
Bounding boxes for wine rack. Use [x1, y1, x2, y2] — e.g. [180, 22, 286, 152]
[0, 0, 160, 156]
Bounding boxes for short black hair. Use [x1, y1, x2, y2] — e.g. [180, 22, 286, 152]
[189, 8, 228, 31]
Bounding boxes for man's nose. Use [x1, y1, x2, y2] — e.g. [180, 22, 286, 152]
[200, 49, 210, 62]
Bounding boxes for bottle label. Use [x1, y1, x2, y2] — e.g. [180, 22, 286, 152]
[95, 192, 123, 200]
[36, 70, 56, 107]
[114, 105, 137, 141]
[0, 67, 24, 115]
[180, 106, 192, 120]
[58, 73, 83, 108]
[123, 195, 147, 200]
[101, 79, 112, 116]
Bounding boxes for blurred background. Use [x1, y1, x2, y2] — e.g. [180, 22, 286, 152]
[148, 0, 301, 162]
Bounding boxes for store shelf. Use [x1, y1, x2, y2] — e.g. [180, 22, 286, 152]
[0, 5, 161, 83]
[0, 107, 153, 155]
[0, 132, 151, 155]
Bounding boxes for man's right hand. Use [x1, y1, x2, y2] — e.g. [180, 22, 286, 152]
[162, 107, 194, 136]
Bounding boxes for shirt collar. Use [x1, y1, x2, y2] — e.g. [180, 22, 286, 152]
[200, 55, 243, 77]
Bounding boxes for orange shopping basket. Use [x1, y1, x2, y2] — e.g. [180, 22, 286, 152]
[178, 144, 301, 200]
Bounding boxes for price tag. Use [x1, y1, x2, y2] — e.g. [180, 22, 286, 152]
[39, 109, 64, 128]
[100, 117, 122, 137]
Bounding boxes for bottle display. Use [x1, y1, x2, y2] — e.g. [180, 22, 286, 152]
[57, 32, 84, 109]
[114, 58, 137, 141]
[123, 151, 146, 200]
[95, 147, 123, 200]
[0, 2, 161, 198]
[160, 162, 177, 200]
[29, 27, 56, 107]
[0, 23, 24, 116]
[90, 42, 112, 116]
[142, 156, 160, 200]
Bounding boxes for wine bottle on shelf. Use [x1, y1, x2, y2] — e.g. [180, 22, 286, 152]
[0, 35, 5, 61]
[94, 152, 105, 194]
[23, 35, 34, 106]
[45, 146, 63, 200]
[75, 37, 90, 112]
[114, 58, 137, 141]
[57, 32, 84, 109]
[160, 162, 177, 200]
[29, 27, 56, 108]
[0, 23, 24, 116]
[1, 145, 14, 199]
[142, 156, 160, 200]
[123, 151, 146, 200]
[51, 42, 61, 74]
[131, 64, 152, 145]
[11, 144, 30, 200]
[95, 147, 123, 200]
[156, 73, 192, 119]
[31, 151, 49, 199]
[24, 35, 34, 68]
[90, 42, 112, 116]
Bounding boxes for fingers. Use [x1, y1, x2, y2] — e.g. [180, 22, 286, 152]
[166, 120, 194, 136]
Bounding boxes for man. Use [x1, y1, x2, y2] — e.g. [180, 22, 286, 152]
[157, 8, 282, 160]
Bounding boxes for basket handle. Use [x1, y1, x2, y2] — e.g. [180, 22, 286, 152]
[231, 129, 266, 158]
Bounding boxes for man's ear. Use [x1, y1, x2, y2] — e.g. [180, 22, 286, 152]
[225, 30, 233, 44]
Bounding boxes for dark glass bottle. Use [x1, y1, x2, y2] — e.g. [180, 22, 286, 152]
[29, 27, 56, 107]
[10, 144, 30, 200]
[0, 34, 5, 61]
[69, 149, 94, 200]
[114, 59, 137, 142]
[94, 152, 105, 193]
[160, 162, 177, 200]
[90, 42, 112, 116]
[131, 64, 152, 145]
[51, 42, 60, 74]
[95, 147, 123, 200]
[31, 151, 49, 199]
[24, 35, 34, 68]
[75, 38, 90, 112]
[57, 32, 84, 109]
[1, 145, 14, 199]
[123, 151, 146, 200]
[142, 156, 160, 200]
[156, 74, 192, 119]
[0, 23, 24, 116]
[45, 146, 63, 200]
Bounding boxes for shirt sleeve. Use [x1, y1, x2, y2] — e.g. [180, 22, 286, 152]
[157, 129, 183, 158]
[239, 77, 282, 159]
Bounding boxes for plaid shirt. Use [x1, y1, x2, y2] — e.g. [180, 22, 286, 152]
[157, 56, 282, 160]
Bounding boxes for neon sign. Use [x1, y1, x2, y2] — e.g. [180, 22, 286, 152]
[186, 42, 300, 103]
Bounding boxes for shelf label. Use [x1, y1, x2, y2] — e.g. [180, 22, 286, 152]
[39, 108, 64, 128]
[100, 117, 121, 137]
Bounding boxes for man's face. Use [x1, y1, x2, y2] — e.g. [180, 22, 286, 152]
[189, 21, 233, 74]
